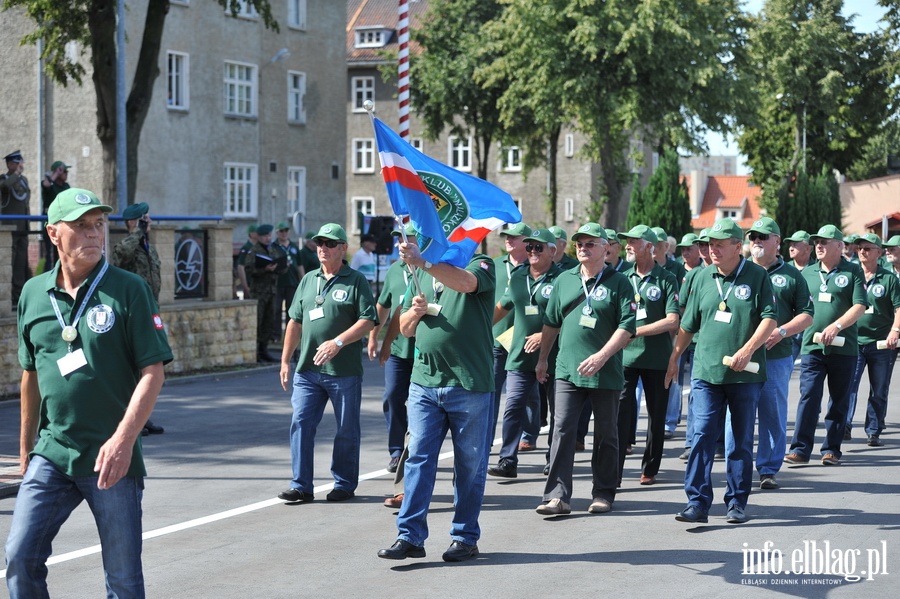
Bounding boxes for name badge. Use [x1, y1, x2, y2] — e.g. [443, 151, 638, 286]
[865, 305, 874, 314]
[714, 310, 732, 324]
[525, 305, 539, 316]
[426, 303, 443, 316]
[309, 307, 325, 321]
[636, 308, 648, 321]
[579, 315, 597, 329]
[818, 292, 832, 303]
[57, 348, 88, 376]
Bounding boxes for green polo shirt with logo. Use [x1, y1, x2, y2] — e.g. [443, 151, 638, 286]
[492, 255, 524, 348]
[623, 264, 680, 370]
[858, 266, 900, 345]
[543, 265, 636, 390]
[377, 259, 418, 360]
[681, 257, 776, 384]
[801, 260, 867, 356]
[403, 255, 495, 391]
[499, 262, 563, 372]
[288, 262, 377, 376]
[763, 258, 814, 360]
[679, 264, 707, 350]
[17, 258, 174, 477]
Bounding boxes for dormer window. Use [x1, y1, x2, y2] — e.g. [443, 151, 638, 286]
[355, 26, 392, 48]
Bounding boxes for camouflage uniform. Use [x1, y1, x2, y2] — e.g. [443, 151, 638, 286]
[111, 229, 162, 302]
[0, 170, 32, 305]
[244, 241, 288, 359]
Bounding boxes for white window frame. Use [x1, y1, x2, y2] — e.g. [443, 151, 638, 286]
[352, 76, 375, 112]
[352, 138, 375, 174]
[409, 138, 423, 152]
[564, 198, 575, 222]
[170, 0, 189, 5]
[502, 146, 522, 172]
[288, 71, 306, 124]
[564, 133, 575, 158]
[355, 28, 388, 49]
[287, 166, 307, 216]
[721, 209, 739, 220]
[449, 136, 472, 172]
[352, 197, 374, 234]
[227, 0, 258, 19]
[224, 61, 257, 117]
[166, 51, 189, 111]
[288, 0, 307, 29]
[223, 163, 258, 218]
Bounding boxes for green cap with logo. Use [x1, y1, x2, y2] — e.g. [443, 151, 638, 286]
[617, 224, 658, 244]
[605, 229, 619, 243]
[392, 221, 419, 237]
[651, 227, 668, 243]
[697, 228, 711, 243]
[706, 218, 744, 241]
[523, 228, 557, 245]
[809, 224, 843, 241]
[748, 217, 781, 237]
[572, 222, 609, 241]
[884, 234, 900, 248]
[47, 188, 112, 225]
[314, 223, 347, 242]
[677, 233, 699, 247]
[500, 222, 532, 237]
[843, 233, 860, 244]
[856, 232, 882, 248]
[548, 226, 567, 241]
[276, 221, 291, 231]
[785, 230, 810, 243]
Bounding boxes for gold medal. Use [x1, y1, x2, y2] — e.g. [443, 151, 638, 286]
[61, 325, 78, 343]
[634, 293, 642, 303]
[718, 301, 727, 311]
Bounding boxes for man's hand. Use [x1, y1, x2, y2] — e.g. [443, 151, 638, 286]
[94, 435, 135, 490]
[524, 332, 542, 354]
[577, 351, 608, 377]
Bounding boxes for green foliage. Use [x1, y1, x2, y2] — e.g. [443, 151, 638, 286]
[775, 166, 842, 241]
[846, 118, 900, 181]
[637, 149, 692, 238]
[624, 173, 646, 231]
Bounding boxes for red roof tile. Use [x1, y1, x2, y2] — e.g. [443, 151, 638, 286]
[691, 176, 762, 231]
[348, 0, 429, 65]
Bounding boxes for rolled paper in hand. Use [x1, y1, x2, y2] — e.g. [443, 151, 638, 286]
[722, 356, 760, 374]
[813, 332, 845, 347]
[876, 340, 890, 350]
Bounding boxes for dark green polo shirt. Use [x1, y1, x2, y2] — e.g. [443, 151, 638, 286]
[623, 264, 680, 370]
[801, 260, 867, 356]
[288, 263, 377, 376]
[679, 264, 707, 349]
[663, 256, 686, 286]
[558, 254, 579, 270]
[681, 257, 776, 384]
[492, 255, 525, 348]
[377, 260, 418, 360]
[543, 265, 636, 390]
[499, 262, 564, 372]
[17, 258, 174, 477]
[858, 267, 900, 345]
[763, 258, 814, 360]
[404, 255, 496, 392]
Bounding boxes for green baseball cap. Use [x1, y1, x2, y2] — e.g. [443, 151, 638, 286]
[314, 223, 347, 242]
[748, 217, 781, 237]
[785, 230, 810, 243]
[572, 222, 609, 241]
[50, 160, 71, 171]
[651, 227, 668, 243]
[843, 234, 860, 244]
[856, 233, 882, 248]
[706, 218, 744, 241]
[248, 224, 258, 234]
[392, 221, 419, 237]
[809, 224, 843, 241]
[884, 234, 900, 248]
[276, 221, 291, 231]
[697, 228, 710, 243]
[47, 188, 112, 224]
[304, 231, 315, 240]
[500, 222, 532, 237]
[677, 233, 699, 247]
[122, 202, 149, 221]
[523, 228, 557, 245]
[256, 224, 274, 236]
[605, 229, 620, 243]
[617, 224, 659, 244]
[548, 226, 567, 241]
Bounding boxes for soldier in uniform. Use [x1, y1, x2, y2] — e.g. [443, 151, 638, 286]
[40, 160, 71, 268]
[244, 224, 288, 362]
[1, 150, 32, 306]
[236, 224, 258, 299]
[274, 221, 303, 341]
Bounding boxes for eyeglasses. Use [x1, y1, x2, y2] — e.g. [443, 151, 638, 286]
[576, 241, 600, 249]
[525, 243, 545, 253]
[748, 233, 769, 241]
[857, 246, 878, 252]
[315, 239, 343, 249]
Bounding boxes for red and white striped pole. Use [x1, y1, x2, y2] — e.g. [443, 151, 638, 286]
[397, 0, 410, 139]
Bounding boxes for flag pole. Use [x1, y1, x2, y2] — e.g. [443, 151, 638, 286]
[398, 0, 410, 140]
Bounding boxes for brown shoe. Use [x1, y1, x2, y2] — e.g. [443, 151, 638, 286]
[383, 494, 403, 508]
[639, 474, 656, 485]
[821, 453, 841, 466]
[784, 453, 809, 465]
[518, 441, 536, 452]
[576, 441, 585, 451]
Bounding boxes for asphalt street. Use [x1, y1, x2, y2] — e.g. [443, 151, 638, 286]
[1, 357, 898, 598]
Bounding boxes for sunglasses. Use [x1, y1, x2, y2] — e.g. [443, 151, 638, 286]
[748, 233, 769, 241]
[525, 243, 545, 253]
[314, 239, 343, 249]
[576, 241, 600, 249]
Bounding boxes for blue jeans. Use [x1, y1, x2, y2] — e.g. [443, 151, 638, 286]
[5, 455, 145, 599]
[499, 370, 539, 462]
[790, 351, 855, 459]
[685, 380, 761, 513]
[396, 383, 491, 547]
[725, 356, 792, 476]
[490, 345, 508, 445]
[520, 380, 542, 445]
[846, 343, 894, 437]
[289, 370, 362, 494]
[382, 355, 412, 457]
[666, 349, 693, 432]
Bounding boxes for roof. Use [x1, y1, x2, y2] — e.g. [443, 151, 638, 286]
[348, 0, 429, 66]
[691, 175, 762, 230]
[864, 212, 900, 230]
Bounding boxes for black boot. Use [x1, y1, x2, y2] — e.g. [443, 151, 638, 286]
[258, 343, 277, 363]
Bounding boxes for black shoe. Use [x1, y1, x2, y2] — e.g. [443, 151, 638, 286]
[442, 541, 479, 562]
[278, 488, 314, 503]
[387, 456, 400, 473]
[675, 505, 708, 523]
[543, 462, 550, 476]
[378, 539, 426, 560]
[326, 488, 354, 502]
[714, 448, 725, 460]
[143, 420, 164, 435]
[868, 435, 884, 447]
[487, 458, 517, 479]
[843, 428, 852, 441]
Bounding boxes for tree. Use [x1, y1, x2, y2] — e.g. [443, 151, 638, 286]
[624, 173, 646, 232]
[3, 0, 277, 206]
[846, 117, 900, 181]
[775, 166, 842, 242]
[636, 150, 692, 239]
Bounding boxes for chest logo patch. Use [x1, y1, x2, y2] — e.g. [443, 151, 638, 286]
[646, 286, 662, 301]
[771, 274, 787, 288]
[86, 304, 115, 334]
[541, 284, 554, 299]
[734, 284, 752, 300]
[835, 274, 849, 288]
[332, 289, 348, 302]
[872, 284, 885, 298]
[591, 287, 609, 301]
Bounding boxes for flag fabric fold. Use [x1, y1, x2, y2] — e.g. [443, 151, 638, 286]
[373, 117, 522, 267]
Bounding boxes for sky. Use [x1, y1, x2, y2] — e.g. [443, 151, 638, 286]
[704, 0, 890, 174]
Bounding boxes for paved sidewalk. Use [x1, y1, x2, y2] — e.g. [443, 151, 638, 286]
[0, 455, 19, 499]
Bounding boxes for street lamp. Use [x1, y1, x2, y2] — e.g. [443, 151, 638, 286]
[776, 93, 807, 171]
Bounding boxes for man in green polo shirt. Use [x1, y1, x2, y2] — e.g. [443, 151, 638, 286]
[884, 235, 900, 279]
[616, 225, 680, 486]
[667, 218, 776, 524]
[535, 223, 635, 516]
[277, 223, 377, 504]
[786, 230, 814, 271]
[550, 225, 578, 270]
[786, 224, 867, 467]
[7, 188, 173, 598]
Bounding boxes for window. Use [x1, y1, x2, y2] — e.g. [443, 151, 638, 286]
[721, 209, 739, 219]
[564, 134, 575, 158]
[449, 136, 472, 172]
[224, 61, 257, 117]
[502, 146, 522, 172]
[287, 167, 307, 216]
[167, 51, 189, 110]
[629, 140, 644, 174]
[224, 163, 257, 217]
[352, 197, 374, 234]
[564, 198, 575, 222]
[355, 28, 391, 49]
[171, 0, 189, 5]
[352, 77, 374, 112]
[288, 71, 306, 123]
[352, 139, 375, 173]
[409, 138, 423, 152]
[288, 0, 307, 29]
[227, 0, 257, 19]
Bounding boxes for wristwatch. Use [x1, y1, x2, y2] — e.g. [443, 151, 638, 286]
[834, 322, 843, 330]
[778, 327, 787, 338]
[423, 260, 433, 270]
[333, 338, 344, 348]
[892, 327, 900, 334]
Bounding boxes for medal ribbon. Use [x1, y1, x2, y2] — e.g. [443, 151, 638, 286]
[580, 266, 606, 314]
[629, 272, 651, 305]
[48, 261, 109, 352]
[315, 272, 341, 305]
[714, 257, 747, 309]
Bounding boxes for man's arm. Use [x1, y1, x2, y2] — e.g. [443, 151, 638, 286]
[94, 362, 166, 490]
[313, 317, 376, 367]
[635, 312, 679, 338]
[535, 325, 561, 383]
[577, 327, 633, 376]
[400, 295, 428, 338]
[19, 370, 41, 475]
[398, 240, 478, 294]
[280, 319, 302, 390]
[728, 317, 778, 372]
[665, 328, 696, 388]
[368, 303, 390, 360]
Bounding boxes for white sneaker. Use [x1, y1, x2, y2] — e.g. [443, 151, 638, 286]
[536, 497, 571, 515]
[588, 497, 612, 513]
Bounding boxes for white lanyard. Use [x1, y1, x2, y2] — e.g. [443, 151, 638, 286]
[315, 273, 340, 305]
[818, 265, 839, 293]
[714, 257, 746, 308]
[48, 261, 109, 352]
[580, 266, 606, 314]
[629, 272, 651, 304]
[525, 270, 549, 305]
